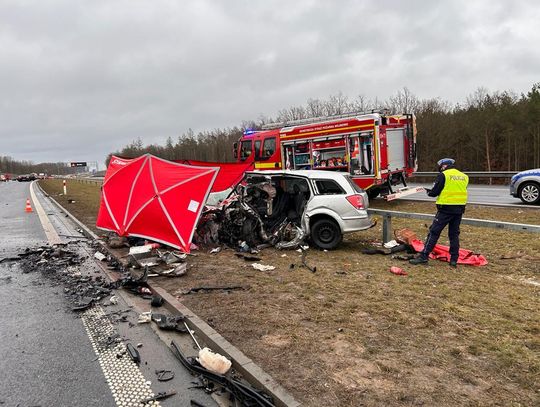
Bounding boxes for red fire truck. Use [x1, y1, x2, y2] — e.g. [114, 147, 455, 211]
[233, 111, 419, 199]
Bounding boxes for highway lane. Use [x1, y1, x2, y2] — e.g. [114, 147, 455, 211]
[399, 182, 540, 209]
[0, 181, 218, 407]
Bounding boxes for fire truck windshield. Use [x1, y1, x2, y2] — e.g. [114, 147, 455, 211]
[240, 140, 252, 160]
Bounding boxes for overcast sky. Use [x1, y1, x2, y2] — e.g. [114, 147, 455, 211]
[1, 1, 539, 167]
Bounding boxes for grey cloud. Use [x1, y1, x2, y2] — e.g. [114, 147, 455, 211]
[1, 0, 539, 165]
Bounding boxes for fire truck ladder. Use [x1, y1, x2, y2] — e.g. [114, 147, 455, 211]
[261, 109, 390, 130]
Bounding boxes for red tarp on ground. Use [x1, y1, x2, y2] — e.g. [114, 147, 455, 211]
[175, 160, 253, 192]
[410, 239, 488, 266]
[96, 154, 219, 253]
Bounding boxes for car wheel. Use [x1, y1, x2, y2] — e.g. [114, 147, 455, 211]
[518, 182, 540, 204]
[311, 218, 342, 250]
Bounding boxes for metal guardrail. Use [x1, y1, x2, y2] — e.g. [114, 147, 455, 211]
[415, 171, 517, 178]
[65, 177, 103, 185]
[367, 208, 540, 243]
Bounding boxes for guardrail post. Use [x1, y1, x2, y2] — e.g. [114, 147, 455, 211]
[382, 214, 392, 243]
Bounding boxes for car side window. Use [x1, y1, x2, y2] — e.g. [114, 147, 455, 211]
[315, 179, 345, 195]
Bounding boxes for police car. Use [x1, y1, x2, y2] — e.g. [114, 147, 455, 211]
[509, 168, 540, 204]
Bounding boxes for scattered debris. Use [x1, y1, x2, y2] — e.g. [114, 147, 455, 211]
[159, 263, 187, 277]
[13, 244, 119, 312]
[106, 235, 128, 249]
[138, 312, 152, 324]
[138, 286, 152, 296]
[157, 250, 186, 264]
[209, 247, 222, 254]
[140, 390, 177, 404]
[72, 297, 94, 312]
[361, 244, 409, 255]
[389, 266, 408, 276]
[151, 313, 188, 332]
[109, 295, 119, 305]
[235, 253, 262, 262]
[179, 286, 245, 295]
[383, 239, 400, 249]
[126, 343, 141, 364]
[155, 369, 175, 382]
[129, 243, 160, 255]
[394, 228, 419, 245]
[136, 257, 160, 268]
[183, 321, 203, 350]
[392, 253, 416, 261]
[171, 341, 275, 407]
[300, 248, 316, 273]
[151, 295, 164, 307]
[198, 347, 232, 375]
[252, 263, 275, 272]
[94, 252, 106, 261]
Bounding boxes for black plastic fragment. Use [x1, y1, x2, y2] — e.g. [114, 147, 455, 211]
[151, 313, 187, 333]
[151, 295, 164, 307]
[140, 390, 176, 404]
[155, 369, 175, 382]
[126, 343, 140, 364]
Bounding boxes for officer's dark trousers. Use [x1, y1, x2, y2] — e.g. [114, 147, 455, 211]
[421, 210, 463, 261]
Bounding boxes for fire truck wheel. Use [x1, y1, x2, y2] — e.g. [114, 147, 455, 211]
[311, 218, 343, 250]
[518, 182, 540, 204]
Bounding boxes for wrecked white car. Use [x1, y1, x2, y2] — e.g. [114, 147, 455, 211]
[196, 170, 373, 250]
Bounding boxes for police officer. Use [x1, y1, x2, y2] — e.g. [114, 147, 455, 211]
[410, 158, 469, 267]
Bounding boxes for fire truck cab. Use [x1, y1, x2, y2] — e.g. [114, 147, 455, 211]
[234, 112, 418, 200]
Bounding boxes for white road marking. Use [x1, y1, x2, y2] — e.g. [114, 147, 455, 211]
[30, 181, 63, 244]
[31, 182, 161, 407]
[81, 306, 161, 407]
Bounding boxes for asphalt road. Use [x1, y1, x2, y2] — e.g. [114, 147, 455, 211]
[401, 182, 539, 208]
[0, 181, 218, 407]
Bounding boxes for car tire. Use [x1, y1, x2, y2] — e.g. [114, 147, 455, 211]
[311, 218, 342, 250]
[518, 182, 540, 204]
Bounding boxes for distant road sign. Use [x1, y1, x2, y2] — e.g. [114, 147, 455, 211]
[70, 162, 87, 167]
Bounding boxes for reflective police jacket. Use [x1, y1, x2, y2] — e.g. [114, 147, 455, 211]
[428, 168, 469, 212]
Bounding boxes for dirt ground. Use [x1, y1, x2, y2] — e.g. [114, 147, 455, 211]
[40, 179, 540, 406]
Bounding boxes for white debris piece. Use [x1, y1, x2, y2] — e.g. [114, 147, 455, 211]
[210, 247, 221, 254]
[252, 263, 275, 271]
[137, 312, 152, 324]
[94, 251, 106, 261]
[198, 347, 232, 375]
[109, 295, 119, 305]
[129, 243, 159, 255]
[383, 240, 400, 249]
[137, 257, 160, 267]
